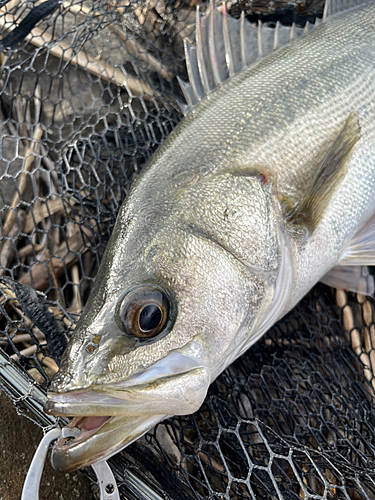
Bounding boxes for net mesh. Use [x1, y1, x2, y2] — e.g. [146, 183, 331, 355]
[117, 285, 375, 500]
[0, 1, 374, 499]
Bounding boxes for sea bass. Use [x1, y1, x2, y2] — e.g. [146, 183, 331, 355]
[45, 0, 375, 471]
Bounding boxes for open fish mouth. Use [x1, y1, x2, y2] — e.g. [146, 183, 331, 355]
[51, 413, 165, 472]
[46, 359, 210, 471]
[66, 415, 112, 441]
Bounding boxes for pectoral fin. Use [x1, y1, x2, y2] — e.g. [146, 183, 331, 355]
[285, 112, 360, 232]
[320, 265, 374, 296]
[320, 212, 375, 296]
[340, 212, 375, 266]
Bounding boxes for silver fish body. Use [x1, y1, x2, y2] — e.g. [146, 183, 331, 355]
[45, 1, 375, 471]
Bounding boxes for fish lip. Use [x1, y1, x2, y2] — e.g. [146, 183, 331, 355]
[50, 415, 115, 471]
[44, 366, 206, 417]
[47, 351, 210, 470]
[46, 349, 208, 416]
[51, 413, 166, 472]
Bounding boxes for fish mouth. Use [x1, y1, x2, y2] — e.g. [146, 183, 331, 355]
[51, 413, 165, 472]
[44, 366, 208, 416]
[66, 415, 112, 441]
[45, 350, 210, 416]
[47, 369, 205, 472]
[46, 353, 210, 471]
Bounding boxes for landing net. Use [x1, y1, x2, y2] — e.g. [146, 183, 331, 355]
[0, 1, 373, 499]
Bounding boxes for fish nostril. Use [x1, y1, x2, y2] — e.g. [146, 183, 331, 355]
[86, 335, 102, 354]
[86, 343, 98, 354]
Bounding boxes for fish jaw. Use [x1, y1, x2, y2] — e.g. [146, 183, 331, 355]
[45, 351, 210, 471]
[45, 366, 210, 417]
[51, 413, 165, 472]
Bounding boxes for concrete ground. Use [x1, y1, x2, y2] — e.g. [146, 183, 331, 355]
[0, 390, 95, 500]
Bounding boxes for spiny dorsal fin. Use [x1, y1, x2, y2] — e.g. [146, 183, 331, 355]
[178, 0, 372, 114]
[286, 112, 361, 232]
[323, 0, 372, 20]
[178, 0, 313, 113]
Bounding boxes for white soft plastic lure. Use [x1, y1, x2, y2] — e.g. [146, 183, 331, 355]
[44, 0, 375, 471]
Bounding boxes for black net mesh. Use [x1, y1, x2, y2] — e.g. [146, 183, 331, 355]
[0, 1, 374, 499]
[116, 285, 375, 500]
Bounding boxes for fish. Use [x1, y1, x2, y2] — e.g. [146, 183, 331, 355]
[44, 0, 375, 472]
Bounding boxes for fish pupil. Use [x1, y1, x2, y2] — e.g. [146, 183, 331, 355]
[139, 304, 162, 332]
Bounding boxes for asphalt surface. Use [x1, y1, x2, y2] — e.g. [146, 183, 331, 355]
[0, 390, 95, 500]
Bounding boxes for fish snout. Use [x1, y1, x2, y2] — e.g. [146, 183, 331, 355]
[45, 352, 210, 471]
[44, 364, 210, 417]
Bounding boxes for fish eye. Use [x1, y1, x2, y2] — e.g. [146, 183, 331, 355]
[116, 285, 172, 340]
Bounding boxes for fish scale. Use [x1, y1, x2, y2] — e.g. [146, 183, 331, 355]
[44, 0, 375, 473]
[174, 3, 375, 305]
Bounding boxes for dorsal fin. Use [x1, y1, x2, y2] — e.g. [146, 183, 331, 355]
[178, 0, 313, 113]
[178, 0, 372, 114]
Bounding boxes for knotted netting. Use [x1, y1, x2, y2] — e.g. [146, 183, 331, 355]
[0, 1, 374, 499]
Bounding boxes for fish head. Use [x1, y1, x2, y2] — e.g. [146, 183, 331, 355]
[44, 163, 283, 472]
